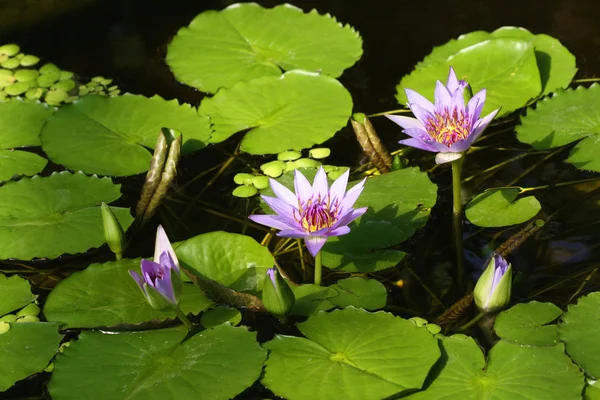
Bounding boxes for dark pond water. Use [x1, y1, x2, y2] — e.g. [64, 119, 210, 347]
[3, 0, 600, 398]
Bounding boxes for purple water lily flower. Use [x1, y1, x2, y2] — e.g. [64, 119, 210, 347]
[129, 225, 182, 311]
[249, 167, 368, 257]
[386, 67, 500, 164]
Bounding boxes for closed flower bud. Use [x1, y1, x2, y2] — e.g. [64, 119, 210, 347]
[262, 267, 295, 318]
[101, 203, 125, 259]
[474, 253, 512, 312]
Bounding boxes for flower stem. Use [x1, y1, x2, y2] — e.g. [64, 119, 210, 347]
[174, 306, 194, 331]
[314, 251, 323, 286]
[458, 311, 486, 332]
[452, 158, 465, 291]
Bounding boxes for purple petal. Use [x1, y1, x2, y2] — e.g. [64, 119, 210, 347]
[154, 272, 177, 304]
[466, 107, 501, 146]
[154, 225, 178, 268]
[402, 128, 431, 140]
[270, 178, 298, 208]
[385, 115, 425, 131]
[159, 250, 179, 274]
[294, 169, 313, 204]
[129, 270, 146, 291]
[267, 268, 277, 285]
[304, 236, 328, 257]
[446, 67, 459, 92]
[312, 167, 329, 199]
[448, 139, 471, 153]
[435, 152, 463, 164]
[405, 88, 435, 114]
[249, 214, 297, 231]
[339, 179, 367, 214]
[328, 168, 349, 204]
[262, 195, 296, 217]
[408, 102, 435, 127]
[467, 89, 486, 121]
[335, 207, 368, 227]
[434, 81, 452, 111]
[449, 85, 466, 113]
[278, 228, 308, 238]
[399, 138, 440, 152]
[327, 225, 351, 236]
[141, 259, 161, 282]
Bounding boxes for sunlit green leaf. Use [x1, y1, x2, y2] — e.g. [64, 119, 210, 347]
[166, 3, 362, 93]
[200, 70, 352, 155]
[465, 188, 541, 227]
[49, 324, 266, 400]
[0, 172, 133, 260]
[494, 301, 562, 346]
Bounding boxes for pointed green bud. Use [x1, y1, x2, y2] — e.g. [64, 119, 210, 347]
[101, 203, 125, 259]
[262, 267, 295, 318]
[473, 254, 512, 312]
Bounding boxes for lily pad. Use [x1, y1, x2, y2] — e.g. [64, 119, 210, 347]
[408, 336, 583, 399]
[175, 231, 274, 293]
[0, 149, 47, 182]
[0, 273, 36, 317]
[397, 38, 542, 116]
[323, 168, 436, 271]
[0, 171, 134, 260]
[0, 322, 62, 391]
[0, 99, 54, 148]
[49, 324, 266, 400]
[465, 188, 541, 227]
[417, 27, 576, 96]
[329, 277, 387, 310]
[290, 284, 337, 317]
[200, 306, 242, 328]
[516, 84, 600, 172]
[200, 70, 353, 155]
[262, 307, 440, 400]
[559, 291, 600, 379]
[40, 94, 212, 176]
[166, 3, 362, 93]
[44, 259, 213, 329]
[494, 301, 562, 346]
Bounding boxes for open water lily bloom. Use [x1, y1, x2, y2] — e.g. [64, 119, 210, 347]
[249, 168, 368, 257]
[129, 225, 182, 311]
[386, 67, 500, 164]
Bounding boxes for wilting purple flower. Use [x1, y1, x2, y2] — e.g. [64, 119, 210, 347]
[129, 225, 182, 311]
[249, 168, 368, 257]
[473, 253, 512, 312]
[386, 67, 500, 164]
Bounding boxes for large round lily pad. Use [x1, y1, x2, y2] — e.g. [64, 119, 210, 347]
[465, 188, 541, 227]
[262, 307, 440, 400]
[408, 336, 583, 399]
[416, 27, 576, 97]
[516, 84, 600, 172]
[200, 70, 353, 154]
[0, 273, 36, 316]
[166, 3, 362, 93]
[559, 291, 600, 379]
[49, 324, 267, 400]
[0, 322, 62, 391]
[40, 94, 212, 176]
[175, 231, 274, 293]
[329, 277, 387, 310]
[494, 301, 562, 346]
[0, 171, 134, 260]
[0, 100, 53, 181]
[397, 38, 542, 116]
[44, 259, 213, 328]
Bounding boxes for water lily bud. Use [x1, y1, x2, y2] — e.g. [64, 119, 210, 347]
[474, 253, 512, 312]
[262, 267, 295, 318]
[101, 202, 125, 259]
[16, 303, 40, 317]
[308, 148, 331, 159]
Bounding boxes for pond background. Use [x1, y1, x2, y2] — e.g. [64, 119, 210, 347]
[2, 1, 600, 396]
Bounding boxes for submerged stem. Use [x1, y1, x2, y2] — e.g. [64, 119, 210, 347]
[452, 158, 465, 291]
[175, 306, 194, 331]
[314, 251, 323, 286]
[458, 311, 486, 332]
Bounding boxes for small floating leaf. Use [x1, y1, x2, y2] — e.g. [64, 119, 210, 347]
[494, 301, 562, 346]
[232, 185, 258, 198]
[0, 274, 36, 317]
[166, 3, 362, 93]
[465, 188, 541, 227]
[200, 70, 352, 155]
[329, 277, 387, 310]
